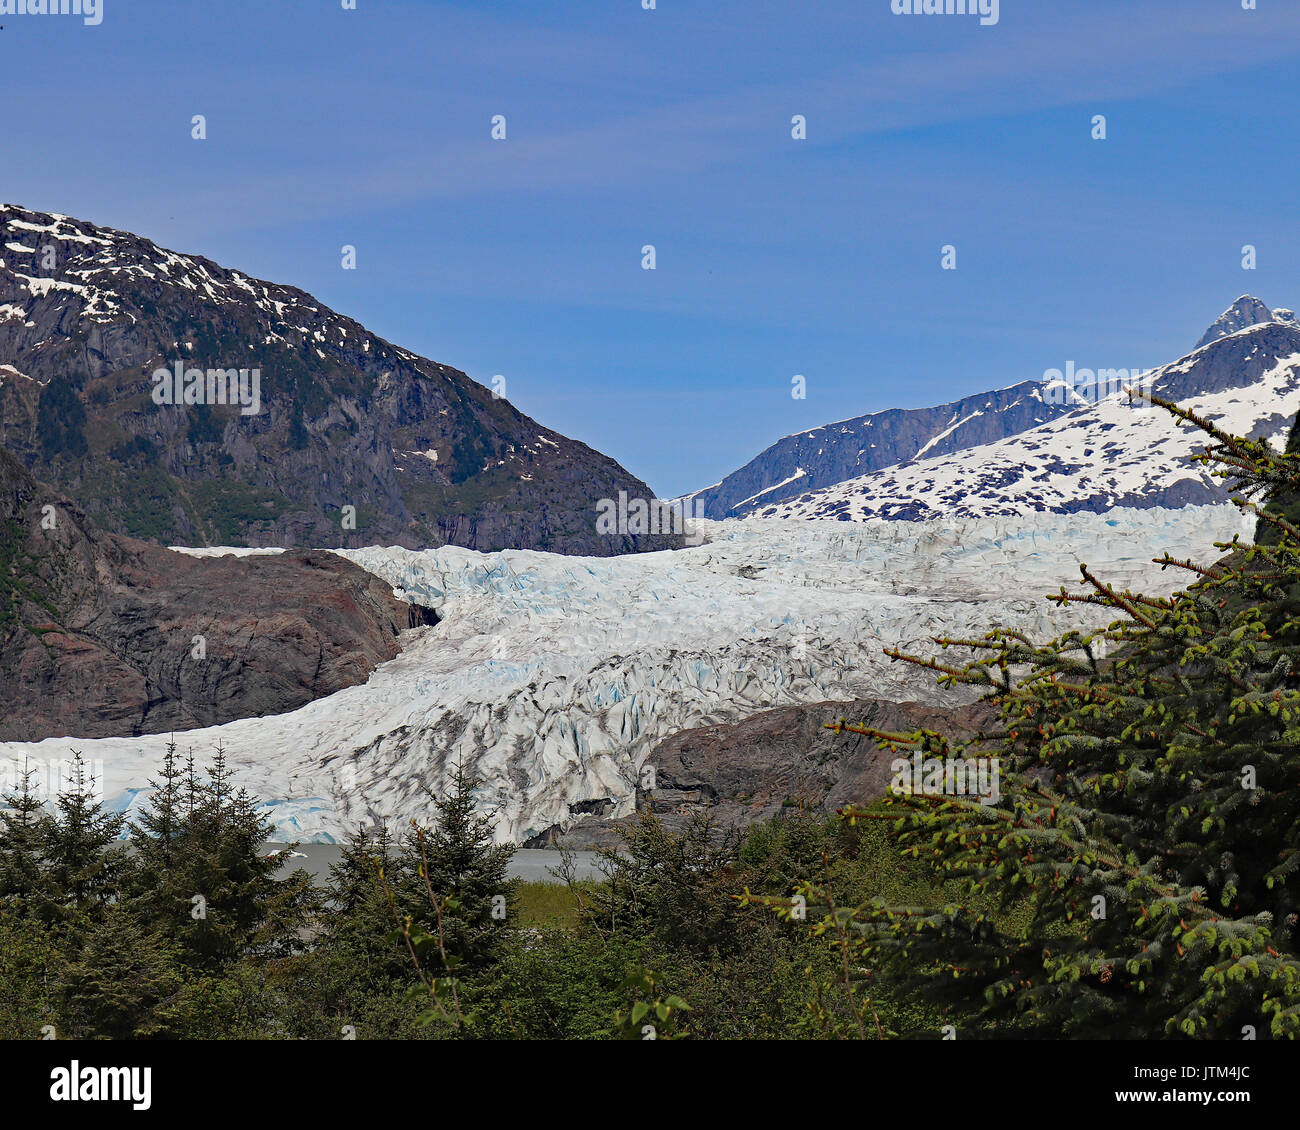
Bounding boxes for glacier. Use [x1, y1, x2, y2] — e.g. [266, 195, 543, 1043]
[0, 507, 1251, 843]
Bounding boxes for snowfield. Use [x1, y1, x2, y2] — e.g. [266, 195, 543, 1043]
[0, 508, 1249, 843]
[742, 319, 1300, 522]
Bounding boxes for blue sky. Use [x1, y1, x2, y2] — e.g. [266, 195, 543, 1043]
[4, 0, 1300, 497]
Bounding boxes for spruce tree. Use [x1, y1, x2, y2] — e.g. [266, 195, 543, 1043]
[57, 903, 180, 1039]
[38, 752, 125, 926]
[324, 823, 404, 971]
[130, 740, 184, 877]
[0, 762, 60, 1036]
[126, 746, 316, 974]
[776, 394, 1300, 1039]
[397, 762, 518, 975]
[290, 823, 419, 1037]
[0, 761, 50, 918]
[587, 807, 745, 955]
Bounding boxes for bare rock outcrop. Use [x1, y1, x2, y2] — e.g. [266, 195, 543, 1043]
[547, 696, 996, 848]
[0, 446, 436, 741]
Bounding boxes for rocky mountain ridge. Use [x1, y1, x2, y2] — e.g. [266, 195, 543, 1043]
[0, 204, 673, 555]
[684, 379, 1082, 518]
[757, 316, 1300, 521]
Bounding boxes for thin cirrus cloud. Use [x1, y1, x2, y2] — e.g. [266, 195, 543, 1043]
[16, 2, 1294, 251]
[138, 0, 1300, 237]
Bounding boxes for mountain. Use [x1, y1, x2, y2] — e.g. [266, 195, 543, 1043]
[683, 380, 1082, 519]
[691, 297, 1300, 522]
[0, 445, 435, 741]
[1194, 294, 1277, 348]
[0, 204, 672, 555]
[756, 311, 1300, 521]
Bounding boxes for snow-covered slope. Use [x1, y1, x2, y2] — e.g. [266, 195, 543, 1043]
[755, 320, 1300, 521]
[0, 507, 1248, 843]
[693, 298, 1300, 523]
[681, 379, 1082, 518]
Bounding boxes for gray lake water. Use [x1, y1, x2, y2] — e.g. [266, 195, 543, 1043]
[262, 843, 604, 886]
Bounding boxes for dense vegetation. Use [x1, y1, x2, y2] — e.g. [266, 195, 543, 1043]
[0, 744, 967, 1040]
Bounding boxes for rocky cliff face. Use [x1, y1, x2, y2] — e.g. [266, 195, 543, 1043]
[0, 204, 673, 555]
[0, 447, 435, 741]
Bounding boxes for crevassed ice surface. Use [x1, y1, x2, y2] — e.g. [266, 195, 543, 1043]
[0, 507, 1249, 843]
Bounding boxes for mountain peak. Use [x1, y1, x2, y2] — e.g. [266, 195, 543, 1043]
[0, 204, 673, 555]
[693, 295, 1300, 523]
[1195, 295, 1277, 349]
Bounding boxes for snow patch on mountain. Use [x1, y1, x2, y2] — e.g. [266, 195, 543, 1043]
[756, 335, 1300, 522]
